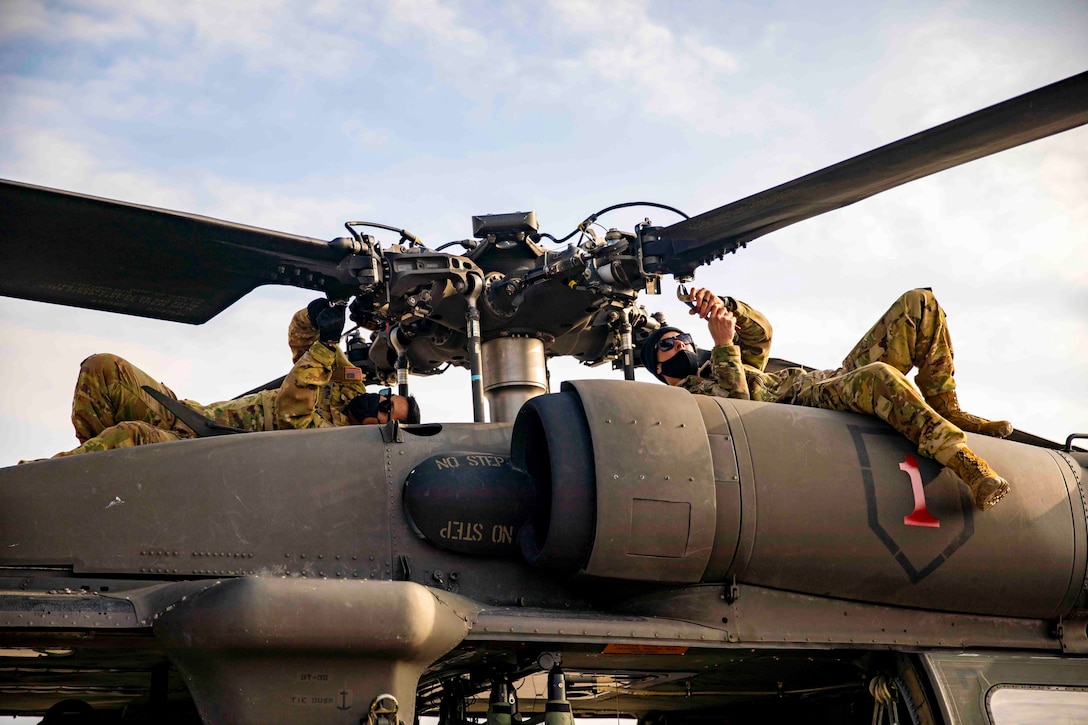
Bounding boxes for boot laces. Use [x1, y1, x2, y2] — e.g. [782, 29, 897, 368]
[948, 409, 988, 426]
[954, 450, 988, 480]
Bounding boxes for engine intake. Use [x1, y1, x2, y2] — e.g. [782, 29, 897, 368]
[512, 380, 717, 582]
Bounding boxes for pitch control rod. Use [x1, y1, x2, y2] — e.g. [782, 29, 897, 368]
[464, 273, 486, 422]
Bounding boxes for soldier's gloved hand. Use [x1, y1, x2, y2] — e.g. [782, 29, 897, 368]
[307, 298, 347, 343]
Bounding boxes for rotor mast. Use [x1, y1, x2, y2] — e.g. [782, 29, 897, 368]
[482, 336, 549, 422]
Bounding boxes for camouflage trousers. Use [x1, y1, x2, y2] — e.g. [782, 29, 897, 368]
[787, 289, 965, 464]
[839, 287, 956, 398]
[53, 353, 195, 458]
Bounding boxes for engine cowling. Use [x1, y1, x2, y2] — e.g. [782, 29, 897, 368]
[510, 379, 1088, 619]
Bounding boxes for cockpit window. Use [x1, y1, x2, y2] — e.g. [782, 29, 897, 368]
[988, 686, 1088, 724]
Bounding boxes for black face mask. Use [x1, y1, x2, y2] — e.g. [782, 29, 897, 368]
[659, 348, 702, 379]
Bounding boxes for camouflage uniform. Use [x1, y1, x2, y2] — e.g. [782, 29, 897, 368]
[54, 308, 369, 457]
[680, 288, 967, 464]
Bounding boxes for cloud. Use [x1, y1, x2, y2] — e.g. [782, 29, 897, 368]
[0, 0, 51, 38]
[0, 0, 780, 156]
[546, 0, 752, 134]
[863, 6, 1088, 138]
[0, 126, 201, 210]
[0, 124, 380, 241]
[198, 175, 379, 239]
[1038, 133, 1088, 261]
[1, 127, 100, 186]
[0, 317, 195, 443]
[386, 0, 486, 51]
[340, 120, 392, 151]
[2, 0, 371, 105]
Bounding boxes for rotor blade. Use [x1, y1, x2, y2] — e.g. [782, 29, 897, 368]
[644, 71, 1088, 278]
[0, 179, 358, 323]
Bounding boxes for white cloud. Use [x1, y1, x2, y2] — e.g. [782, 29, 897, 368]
[2, 0, 370, 95]
[0, 321, 194, 430]
[341, 120, 392, 151]
[0, 0, 51, 38]
[864, 7, 1086, 138]
[1, 127, 199, 209]
[683, 36, 742, 74]
[386, 0, 486, 51]
[547, 0, 751, 134]
[1, 127, 100, 187]
[0, 125, 381, 240]
[198, 175, 378, 239]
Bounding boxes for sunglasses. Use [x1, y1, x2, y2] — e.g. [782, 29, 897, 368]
[657, 333, 694, 352]
[377, 388, 393, 415]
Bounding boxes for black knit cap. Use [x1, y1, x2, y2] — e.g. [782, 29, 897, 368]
[639, 326, 686, 383]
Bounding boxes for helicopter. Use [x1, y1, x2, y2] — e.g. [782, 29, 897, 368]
[0, 70, 1086, 724]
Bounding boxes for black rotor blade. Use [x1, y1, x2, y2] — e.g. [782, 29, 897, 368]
[0, 179, 359, 323]
[645, 71, 1088, 278]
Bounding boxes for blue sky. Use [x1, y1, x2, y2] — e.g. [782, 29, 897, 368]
[1, 0, 1086, 466]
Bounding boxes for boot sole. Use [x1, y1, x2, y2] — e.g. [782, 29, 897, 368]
[975, 479, 1011, 511]
[981, 423, 1014, 439]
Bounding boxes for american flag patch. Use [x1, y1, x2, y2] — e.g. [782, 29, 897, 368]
[343, 367, 363, 381]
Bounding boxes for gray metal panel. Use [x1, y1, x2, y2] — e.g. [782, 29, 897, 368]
[1059, 617, 1088, 654]
[693, 397, 743, 582]
[564, 380, 716, 583]
[720, 399, 1086, 619]
[696, 396, 759, 584]
[613, 584, 1061, 652]
[0, 591, 140, 628]
[1, 426, 396, 578]
[468, 606, 729, 645]
[1053, 450, 1088, 615]
[154, 579, 473, 725]
[0, 423, 511, 582]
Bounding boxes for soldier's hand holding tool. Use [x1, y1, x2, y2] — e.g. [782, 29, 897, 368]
[687, 287, 735, 347]
[307, 298, 348, 343]
[687, 287, 723, 320]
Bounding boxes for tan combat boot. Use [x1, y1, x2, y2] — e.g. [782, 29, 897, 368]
[944, 448, 1011, 511]
[926, 390, 1013, 438]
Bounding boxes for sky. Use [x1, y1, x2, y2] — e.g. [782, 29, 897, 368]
[0, 0, 1086, 467]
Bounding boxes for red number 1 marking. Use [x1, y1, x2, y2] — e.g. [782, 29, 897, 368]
[900, 454, 940, 528]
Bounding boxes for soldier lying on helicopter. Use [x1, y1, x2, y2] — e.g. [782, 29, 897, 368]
[640, 287, 1013, 511]
[46, 298, 420, 459]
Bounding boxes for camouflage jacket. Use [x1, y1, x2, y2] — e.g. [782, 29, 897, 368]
[678, 298, 831, 403]
[195, 308, 368, 430]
